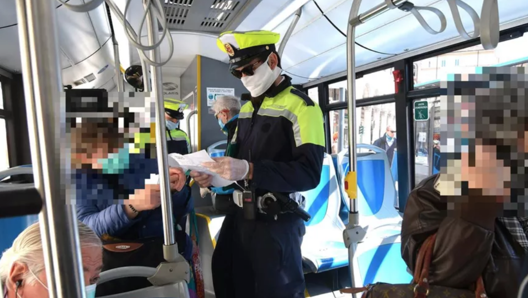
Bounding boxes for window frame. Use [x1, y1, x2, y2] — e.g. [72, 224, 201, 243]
[0, 71, 21, 170]
[308, 24, 527, 210]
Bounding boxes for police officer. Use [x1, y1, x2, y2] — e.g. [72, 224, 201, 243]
[191, 30, 325, 298]
[164, 98, 191, 155]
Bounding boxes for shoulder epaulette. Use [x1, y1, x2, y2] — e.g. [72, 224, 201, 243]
[290, 88, 315, 107]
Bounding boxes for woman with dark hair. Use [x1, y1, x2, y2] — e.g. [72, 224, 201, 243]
[401, 67, 528, 298]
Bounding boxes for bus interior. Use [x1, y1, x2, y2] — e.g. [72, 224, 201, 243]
[1, 0, 528, 297]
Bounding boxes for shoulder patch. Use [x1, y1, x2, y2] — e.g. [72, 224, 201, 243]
[290, 89, 315, 107]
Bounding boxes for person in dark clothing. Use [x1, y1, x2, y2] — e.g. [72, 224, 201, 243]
[71, 118, 193, 296]
[191, 30, 325, 298]
[199, 95, 241, 199]
[212, 95, 241, 142]
[401, 66, 528, 297]
[373, 124, 396, 165]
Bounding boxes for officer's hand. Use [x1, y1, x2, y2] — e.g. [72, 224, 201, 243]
[202, 157, 249, 181]
[169, 167, 186, 192]
[190, 171, 213, 188]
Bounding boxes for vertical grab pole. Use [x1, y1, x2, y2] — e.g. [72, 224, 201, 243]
[14, 0, 57, 296]
[343, 1, 407, 294]
[15, 0, 86, 297]
[145, 0, 179, 261]
[114, 43, 123, 92]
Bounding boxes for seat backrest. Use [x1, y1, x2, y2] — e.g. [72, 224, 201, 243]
[97, 266, 189, 298]
[300, 153, 343, 228]
[206, 140, 227, 158]
[0, 166, 39, 254]
[336, 144, 400, 227]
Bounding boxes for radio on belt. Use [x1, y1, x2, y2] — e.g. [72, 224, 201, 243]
[242, 151, 256, 220]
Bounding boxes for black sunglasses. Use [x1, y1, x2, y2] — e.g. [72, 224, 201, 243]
[230, 60, 262, 79]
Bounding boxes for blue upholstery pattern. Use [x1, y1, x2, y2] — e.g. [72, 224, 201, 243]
[300, 154, 348, 273]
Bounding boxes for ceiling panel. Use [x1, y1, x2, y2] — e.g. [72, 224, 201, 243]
[133, 32, 226, 71]
[236, 0, 294, 31]
[55, 8, 100, 63]
[88, 4, 112, 46]
[279, 0, 528, 84]
[0, 0, 17, 27]
[0, 27, 21, 73]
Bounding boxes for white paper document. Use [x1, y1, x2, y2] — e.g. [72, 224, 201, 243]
[145, 150, 234, 187]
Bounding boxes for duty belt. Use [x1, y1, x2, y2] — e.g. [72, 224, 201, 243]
[232, 190, 311, 222]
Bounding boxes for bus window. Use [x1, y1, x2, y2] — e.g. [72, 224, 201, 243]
[0, 118, 9, 171]
[413, 97, 440, 185]
[414, 33, 528, 89]
[328, 68, 395, 103]
[329, 103, 396, 157]
[307, 87, 319, 105]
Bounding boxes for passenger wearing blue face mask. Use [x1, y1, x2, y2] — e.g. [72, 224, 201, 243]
[164, 98, 191, 155]
[71, 118, 193, 296]
[198, 95, 241, 200]
[373, 124, 397, 166]
[212, 95, 240, 142]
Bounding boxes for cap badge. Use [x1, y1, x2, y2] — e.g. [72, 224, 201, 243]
[225, 43, 235, 56]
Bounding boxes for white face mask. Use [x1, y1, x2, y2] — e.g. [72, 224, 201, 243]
[241, 55, 282, 97]
[21, 270, 97, 298]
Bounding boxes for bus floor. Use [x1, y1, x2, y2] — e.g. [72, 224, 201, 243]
[304, 266, 352, 297]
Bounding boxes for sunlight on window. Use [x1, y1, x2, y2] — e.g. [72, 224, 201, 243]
[328, 68, 395, 103]
[307, 87, 319, 105]
[414, 34, 528, 89]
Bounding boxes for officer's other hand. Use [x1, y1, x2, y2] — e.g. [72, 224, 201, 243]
[169, 167, 186, 192]
[202, 157, 249, 181]
[190, 171, 213, 188]
[128, 184, 161, 211]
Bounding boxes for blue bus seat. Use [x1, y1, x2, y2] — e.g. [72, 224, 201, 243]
[0, 165, 39, 254]
[335, 145, 411, 286]
[300, 153, 348, 273]
[331, 154, 350, 225]
[336, 144, 401, 229]
[207, 140, 227, 158]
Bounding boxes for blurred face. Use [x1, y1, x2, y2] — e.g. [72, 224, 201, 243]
[8, 247, 103, 298]
[215, 109, 230, 125]
[386, 129, 396, 138]
[164, 112, 179, 124]
[461, 144, 512, 198]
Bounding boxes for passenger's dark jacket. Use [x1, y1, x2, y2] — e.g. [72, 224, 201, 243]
[401, 174, 526, 298]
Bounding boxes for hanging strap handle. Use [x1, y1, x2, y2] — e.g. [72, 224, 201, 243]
[386, 0, 447, 35]
[446, 0, 481, 40]
[479, 0, 499, 50]
[447, 0, 499, 49]
[386, 0, 499, 49]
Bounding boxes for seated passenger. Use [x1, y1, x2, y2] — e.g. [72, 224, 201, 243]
[401, 69, 527, 297]
[71, 118, 192, 295]
[0, 221, 102, 298]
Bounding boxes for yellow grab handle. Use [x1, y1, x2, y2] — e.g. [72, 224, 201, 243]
[345, 171, 357, 200]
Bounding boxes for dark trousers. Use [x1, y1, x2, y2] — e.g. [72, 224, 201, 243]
[212, 210, 306, 298]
